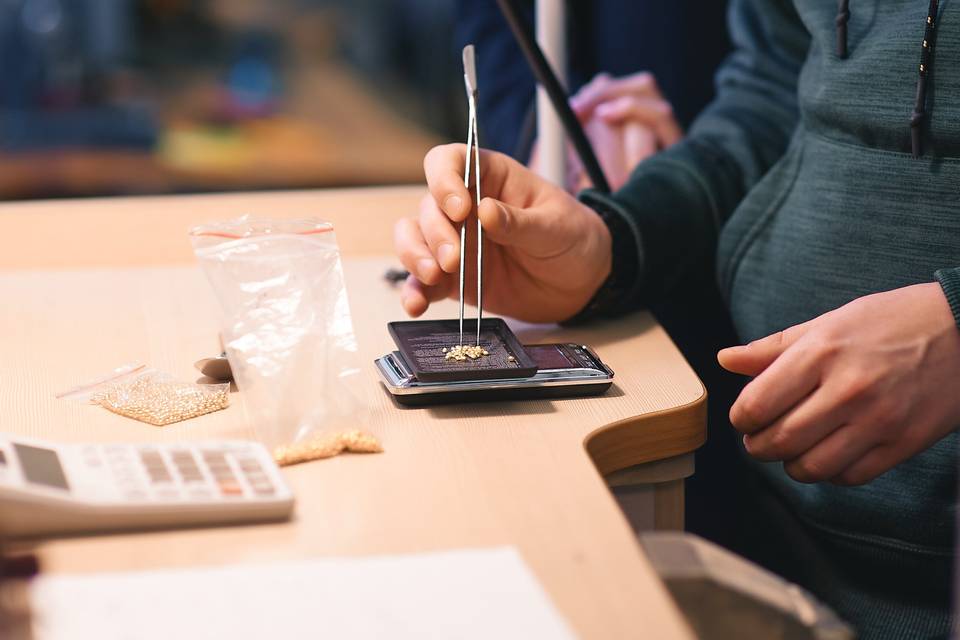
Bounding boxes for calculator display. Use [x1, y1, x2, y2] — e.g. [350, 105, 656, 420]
[14, 443, 69, 490]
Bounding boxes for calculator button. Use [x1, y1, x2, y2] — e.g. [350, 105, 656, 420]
[219, 483, 244, 497]
[140, 451, 174, 483]
[170, 450, 204, 482]
[211, 470, 236, 482]
[124, 490, 148, 500]
[144, 472, 173, 484]
[237, 457, 262, 472]
[210, 465, 236, 478]
[188, 489, 213, 500]
[155, 489, 181, 500]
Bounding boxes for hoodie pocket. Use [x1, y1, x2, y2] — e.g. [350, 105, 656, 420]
[721, 128, 960, 345]
[717, 132, 806, 302]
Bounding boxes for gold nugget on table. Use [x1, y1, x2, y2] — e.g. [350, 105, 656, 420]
[273, 429, 383, 466]
[444, 344, 489, 361]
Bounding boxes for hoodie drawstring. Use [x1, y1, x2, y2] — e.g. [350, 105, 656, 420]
[836, 1, 942, 158]
[912, 0, 940, 158]
[836, 0, 851, 58]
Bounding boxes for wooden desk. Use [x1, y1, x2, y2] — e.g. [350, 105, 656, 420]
[0, 187, 705, 639]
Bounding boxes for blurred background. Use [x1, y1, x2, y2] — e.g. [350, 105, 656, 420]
[0, 0, 461, 200]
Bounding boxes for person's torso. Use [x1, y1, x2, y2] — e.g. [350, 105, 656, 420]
[718, 0, 959, 557]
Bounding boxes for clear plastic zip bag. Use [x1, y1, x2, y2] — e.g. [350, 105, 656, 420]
[190, 217, 370, 453]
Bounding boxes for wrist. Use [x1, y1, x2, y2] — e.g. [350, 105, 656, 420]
[563, 189, 643, 323]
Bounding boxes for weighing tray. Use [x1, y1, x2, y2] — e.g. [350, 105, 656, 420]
[387, 318, 537, 382]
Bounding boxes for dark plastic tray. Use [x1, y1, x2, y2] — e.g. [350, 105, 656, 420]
[387, 318, 538, 382]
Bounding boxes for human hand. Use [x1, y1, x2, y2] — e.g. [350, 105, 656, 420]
[394, 144, 611, 323]
[718, 283, 960, 486]
[568, 72, 684, 192]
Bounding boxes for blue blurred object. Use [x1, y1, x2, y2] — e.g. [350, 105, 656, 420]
[224, 32, 282, 118]
[456, 0, 731, 158]
[0, 106, 157, 151]
[0, 0, 157, 151]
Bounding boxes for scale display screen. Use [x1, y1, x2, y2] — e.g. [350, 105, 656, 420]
[14, 443, 69, 490]
[525, 344, 579, 370]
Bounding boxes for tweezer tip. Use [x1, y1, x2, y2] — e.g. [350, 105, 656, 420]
[462, 45, 477, 95]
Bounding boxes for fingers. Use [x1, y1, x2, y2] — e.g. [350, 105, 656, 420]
[622, 122, 658, 169]
[782, 425, 877, 484]
[394, 217, 442, 286]
[742, 388, 849, 461]
[418, 195, 460, 273]
[570, 73, 613, 119]
[477, 197, 577, 259]
[583, 116, 629, 190]
[399, 273, 455, 318]
[729, 341, 822, 434]
[395, 208, 456, 317]
[718, 320, 813, 376]
[423, 144, 473, 223]
[571, 72, 660, 117]
[424, 143, 528, 217]
[830, 445, 897, 486]
[594, 96, 683, 149]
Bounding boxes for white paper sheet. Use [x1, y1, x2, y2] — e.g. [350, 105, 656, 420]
[30, 546, 577, 640]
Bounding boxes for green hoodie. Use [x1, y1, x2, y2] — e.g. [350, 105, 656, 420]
[581, 1, 958, 637]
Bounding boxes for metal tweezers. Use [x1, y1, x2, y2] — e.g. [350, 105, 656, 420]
[459, 45, 483, 347]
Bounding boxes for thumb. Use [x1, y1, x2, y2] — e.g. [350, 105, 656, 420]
[478, 197, 571, 258]
[718, 321, 812, 376]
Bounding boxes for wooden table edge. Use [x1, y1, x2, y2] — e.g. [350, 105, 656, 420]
[585, 384, 707, 478]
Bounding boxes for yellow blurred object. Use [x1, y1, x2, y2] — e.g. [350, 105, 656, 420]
[273, 429, 384, 467]
[159, 125, 256, 172]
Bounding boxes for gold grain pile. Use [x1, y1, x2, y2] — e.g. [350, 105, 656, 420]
[94, 374, 229, 426]
[443, 345, 489, 361]
[273, 429, 383, 466]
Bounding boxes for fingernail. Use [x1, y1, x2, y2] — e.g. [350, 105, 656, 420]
[443, 194, 463, 216]
[437, 243, 456, 269]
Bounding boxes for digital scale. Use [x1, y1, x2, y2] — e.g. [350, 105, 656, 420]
[376, 340, 614, 406]
[0, 434, 294, 538]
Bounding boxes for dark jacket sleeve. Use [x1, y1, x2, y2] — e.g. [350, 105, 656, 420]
[579, 0, 811, 314]
[935, 268, 960, 329]
[454, 1, 536, 156]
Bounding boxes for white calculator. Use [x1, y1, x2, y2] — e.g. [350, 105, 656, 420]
[0, 434, 294, 538]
